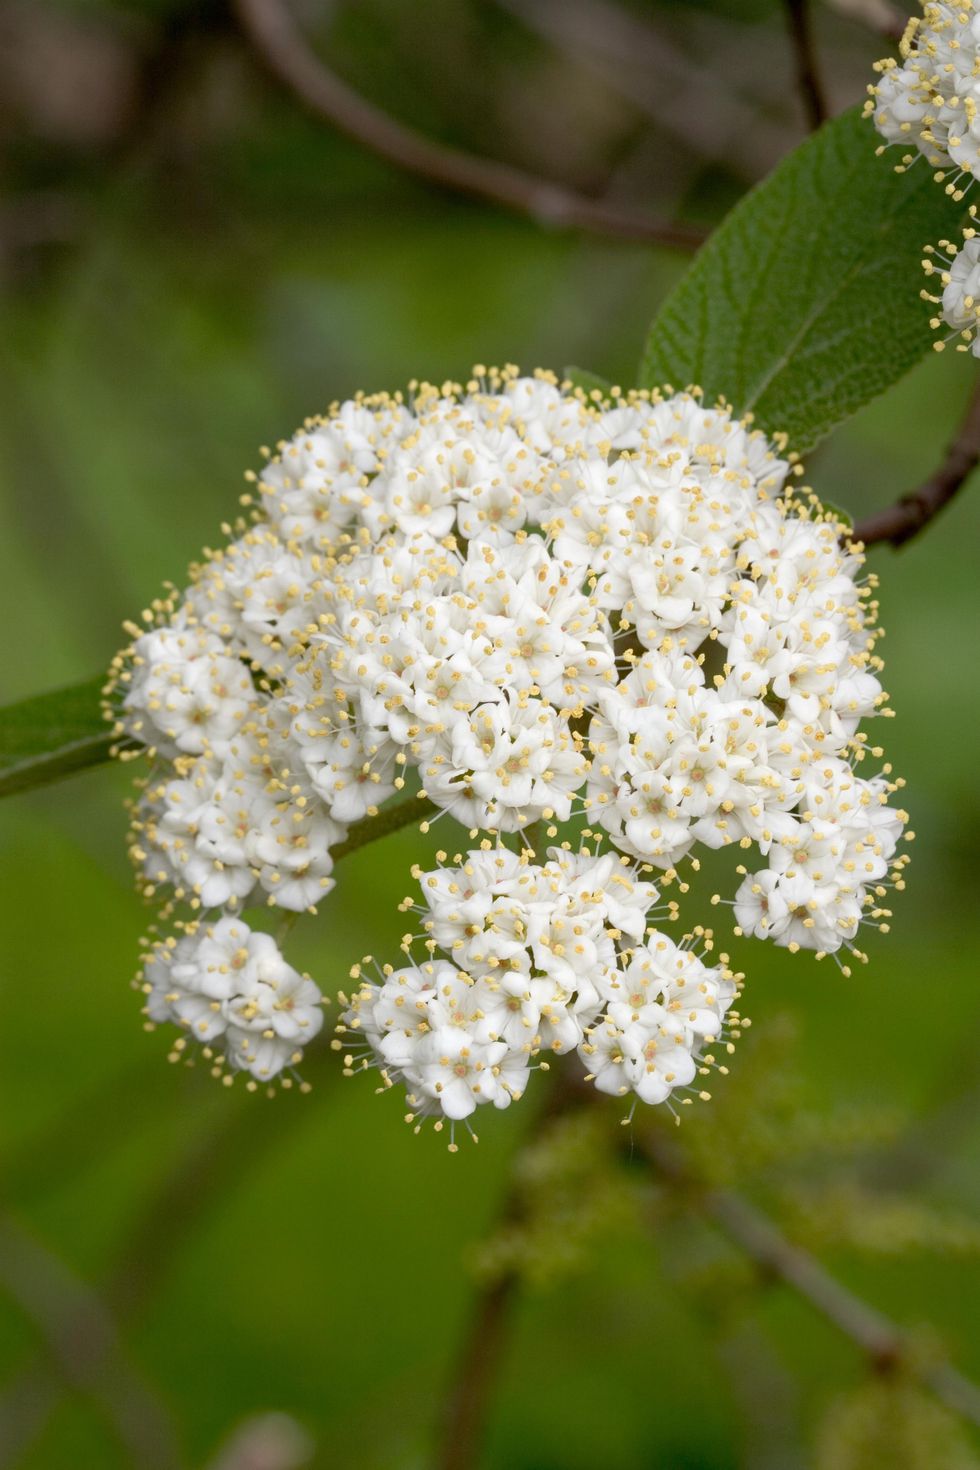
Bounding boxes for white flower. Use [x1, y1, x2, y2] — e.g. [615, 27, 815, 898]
[142, 917, 324, 1080]
[258, 403, 408, 546]
[601, 939, 737, 1038]
[416, 694, 587, 831]
[924, 228, 980, 355]
[341, 847, 738, 1120]
[116, 373, 898, 957]
[121, 626, 254, 758]
[733, 866, 862, 953]
[580, 1007, 699, 1106]
[408, 1027, 529, 1120]
[577, 931, 738, 1106]
[342, 956, 532, 1121]
[867, 5, 980, 190]
[245, 803, 340, 911]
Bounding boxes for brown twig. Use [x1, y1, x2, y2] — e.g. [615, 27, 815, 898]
[633, 1127, 980, 1427]
[783, 0, 829, 131]
[851, 378, 980, 547]
[231, 0, 703, 251]
[436, 1271, 518, 1470]
[495, 0, 790, 181]
[331, 790, 438, 862]
[435, 1072, 581, 1470]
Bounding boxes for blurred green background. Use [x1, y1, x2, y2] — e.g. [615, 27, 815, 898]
[1, 0, 979, 1466]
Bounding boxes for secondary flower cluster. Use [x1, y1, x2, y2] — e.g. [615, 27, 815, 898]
[922, 211, 980, 356]
[109, 370, 908, 1107]
[868, 2, 980, 189]
[337, 846, 739, 1138]
[142, 916, 323, 1083]
[868, 3, 980, 352]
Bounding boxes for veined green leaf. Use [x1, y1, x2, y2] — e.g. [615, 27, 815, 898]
[0, 677, 118, 799]
[640, 107, 967, 453]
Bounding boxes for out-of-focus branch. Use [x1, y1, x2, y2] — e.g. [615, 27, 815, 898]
[633, 1128, 980, 1427]
[436, 1269, 519, 1470]
[434, 1072, 582, 1470]
[441, 1059, 980, 1470]
[331, 791, 438, 862]
[852, 378, 980, 547]
[822, 0, 907, 44]
[783, 0, 828, 130]
[496, 0, 789, 180]
[231, 0, 704, 251]
[0, 1215, 184, 1470]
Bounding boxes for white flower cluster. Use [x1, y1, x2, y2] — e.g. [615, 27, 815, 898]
[141, 916, 323, 1083]
[109, 369, 908, 1108]
[867, 5, 980, 350]
[868, 2, 980, 191]
[923, 212, 980, 354]
[338, 846, 739, 1137]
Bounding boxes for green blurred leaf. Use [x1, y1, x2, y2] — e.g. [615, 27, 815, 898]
[0, 676, 115, 799]
[639, 108, 967, 452]
[816, 1379, 980, 1470]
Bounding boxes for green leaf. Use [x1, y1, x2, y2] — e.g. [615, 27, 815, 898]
[563, 365, 613, 399]
[639, 107, 967, 453]
[0, 677, 118, 799]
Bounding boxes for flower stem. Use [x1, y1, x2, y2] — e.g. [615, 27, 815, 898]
[332, 792, 440, 863]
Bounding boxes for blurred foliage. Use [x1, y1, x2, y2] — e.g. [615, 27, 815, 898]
[816, 1379, 980, 1470]
[782, 1182, 980, 1260]
[0, 1, 979, 1468]
[469, 1104, 641, 1289]
[663, 1014, 904, 1189]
